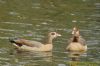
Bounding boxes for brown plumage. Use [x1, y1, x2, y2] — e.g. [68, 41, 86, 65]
[66, 27, 87, 52]
[9, 32, 61, 52]
[66, 27, 87, 61]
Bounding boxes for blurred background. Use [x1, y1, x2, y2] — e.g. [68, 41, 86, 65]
[0, 0, 100, 66]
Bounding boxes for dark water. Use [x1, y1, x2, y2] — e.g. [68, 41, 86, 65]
[0, 0, 100, 66]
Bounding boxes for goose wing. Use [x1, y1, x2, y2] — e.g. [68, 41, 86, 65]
[78, 36, 86, 45]
[9, 38, 43, 47]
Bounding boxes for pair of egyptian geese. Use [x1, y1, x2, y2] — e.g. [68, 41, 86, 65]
[9, 27, 87, 53]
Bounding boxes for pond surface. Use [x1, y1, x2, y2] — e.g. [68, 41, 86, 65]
[0, 0, 100, 66]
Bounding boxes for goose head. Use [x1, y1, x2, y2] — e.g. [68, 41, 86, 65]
[72, 27, 80, 37]
[72, 27, 78, 35]
[45, 32, 61, 44]
[48, 32, 61, 39]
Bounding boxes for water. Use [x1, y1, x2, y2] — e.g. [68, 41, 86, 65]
[0, 0, 100, 66]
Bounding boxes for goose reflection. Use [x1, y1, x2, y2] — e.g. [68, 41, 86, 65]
[10, 49, 53, 64]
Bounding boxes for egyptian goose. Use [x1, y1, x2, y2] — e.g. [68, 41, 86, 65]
[66, 27, 87, 52]
[9, 32, 61, 52]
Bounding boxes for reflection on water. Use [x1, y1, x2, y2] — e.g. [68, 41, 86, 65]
[67, 61, 99, 66]
[0, 49, 53, 66]
[67, 51, 86, 61]
[0, 0, 100, 66]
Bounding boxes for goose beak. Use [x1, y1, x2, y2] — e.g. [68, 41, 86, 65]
[57, 33, 61, 36]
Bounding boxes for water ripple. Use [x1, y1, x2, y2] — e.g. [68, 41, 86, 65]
[0, 28, 16, 32]
[1, 22, 33, 26]
[0, 37, 9, 39]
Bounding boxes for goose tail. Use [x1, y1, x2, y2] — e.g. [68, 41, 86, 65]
[9, 37, 19, 43]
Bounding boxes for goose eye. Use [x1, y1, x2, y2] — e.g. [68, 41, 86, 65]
[51, 32, 56, 35]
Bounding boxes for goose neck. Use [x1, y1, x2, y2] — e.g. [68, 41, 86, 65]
[46, 36, 53, 44]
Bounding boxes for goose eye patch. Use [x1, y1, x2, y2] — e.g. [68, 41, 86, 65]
[51, 33, 55, 35]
